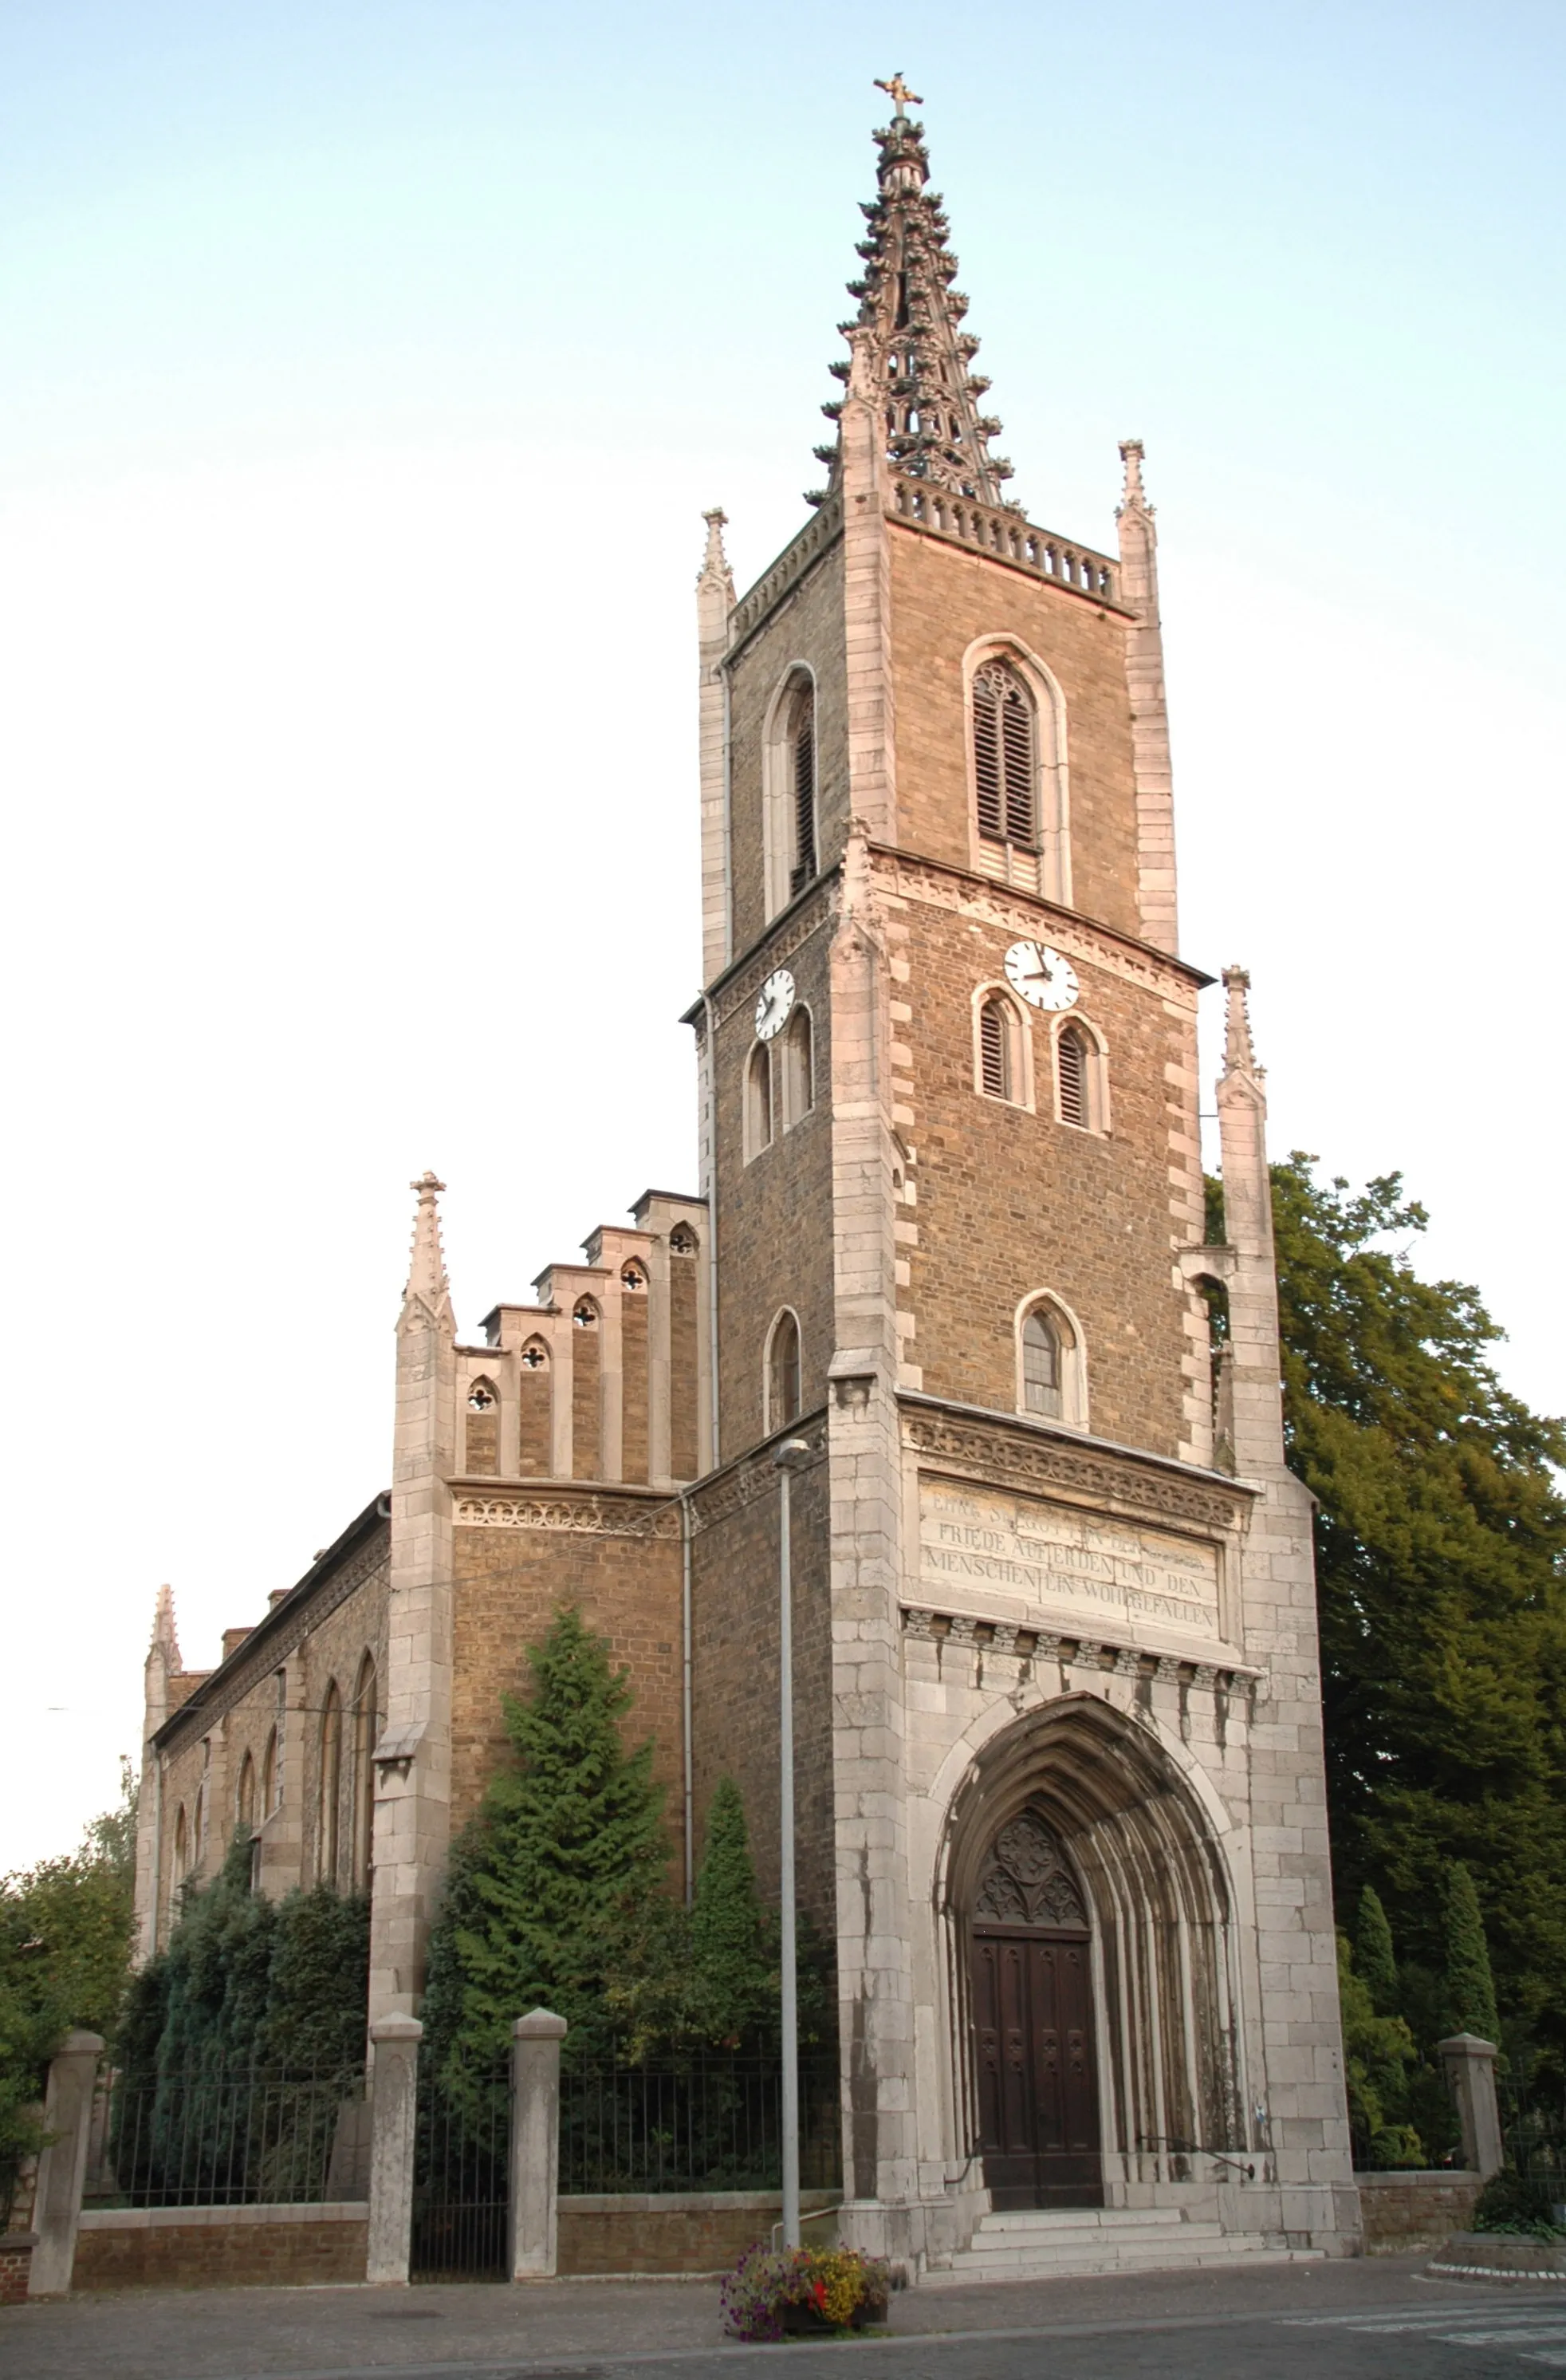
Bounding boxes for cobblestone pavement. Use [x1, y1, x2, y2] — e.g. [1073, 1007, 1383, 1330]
[2, 2256, 1556, 2380]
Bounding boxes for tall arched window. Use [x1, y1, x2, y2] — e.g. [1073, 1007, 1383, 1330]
[1054, 1017, 1107, 1133]
[765, 671, 818, 916]
[262, 1724, 278, 1815]
[172, 1805, 188, 1887]
[352, 1654, 378, 1889]
[977, 992, 1023, 1105]
[237, 1752, 257, 1831]
[746, 1042, 773, 1159]
[1022, 1310, 1065, 1418]
[789, 688, 817, 896]
[767, 1310, 801, 1431]
[781, 1007, 813, 1129]
[317, 1681, 342, 1885]
[973, 660, 1036, 851]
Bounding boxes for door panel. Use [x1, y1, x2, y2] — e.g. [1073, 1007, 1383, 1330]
[971, 1927, 1102, 2209]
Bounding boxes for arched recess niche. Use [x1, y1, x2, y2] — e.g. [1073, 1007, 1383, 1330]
[935, 1696, 1247, 2191]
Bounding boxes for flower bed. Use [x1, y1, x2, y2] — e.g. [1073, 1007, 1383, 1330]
[720, 2244, 891, 2341]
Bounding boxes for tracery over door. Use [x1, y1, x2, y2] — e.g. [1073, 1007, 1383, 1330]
[969, 1811, 1102, 2209]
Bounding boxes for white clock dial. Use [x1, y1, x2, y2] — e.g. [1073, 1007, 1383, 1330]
[1004, 940, 1080, 1013]
[754, 967, 797, 1042]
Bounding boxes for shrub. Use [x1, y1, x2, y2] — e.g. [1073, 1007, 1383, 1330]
[720, 2243, 890, 2341]
[1473, 2165, 1565, 2240]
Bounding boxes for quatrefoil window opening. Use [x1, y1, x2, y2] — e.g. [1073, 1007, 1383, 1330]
[520, 1344, 547, 1369]
[466, 1383, 495, 1413]
[573, 1301, 598, 1328]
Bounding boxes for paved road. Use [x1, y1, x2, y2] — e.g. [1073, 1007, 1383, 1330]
[6, 2259, 1566, 2380]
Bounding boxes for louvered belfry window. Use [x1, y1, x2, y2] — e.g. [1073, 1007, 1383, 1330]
[979, 997, 1011, 1101]
[973, 660, 1037, 847]
[790, 694, 817, 896]
[1057, 1024, 1088, 1129]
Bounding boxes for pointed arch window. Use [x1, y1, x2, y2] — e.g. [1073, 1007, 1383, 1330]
[172, 1805, 188, 1887]
[781, 1007, 814, 1129]
[317, 1681, 342, 1885]
[746, 1042, 773, 1160]
[765, 671, 819, 918]
[977, 992, 1023, 1105]
[465, 1376, 499, 1475]
[974, 660, 1037, 849]
[573, 1299, 599, 1328]
[262, 1725, 278, 1815]
[1022, 1310, 1064, 1418]
[1017, 1295, 1088, 1431]
[237, 1752, 257, 1831]
[670, 1223, 698, 1256]
[621, 1260, 647, 1290]
[1054, 1018, 1108, 1134]
[767, 1310, 801, 1432]
[352, 1654, 378, 1889]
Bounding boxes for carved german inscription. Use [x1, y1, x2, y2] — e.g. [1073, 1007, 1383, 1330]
[918, 1476, 1219, 1641]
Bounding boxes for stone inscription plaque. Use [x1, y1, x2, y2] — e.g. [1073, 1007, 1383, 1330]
[919, 1476, 1220, 1641]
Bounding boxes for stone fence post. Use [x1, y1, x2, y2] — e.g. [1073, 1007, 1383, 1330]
[366, 2013, 423, 2285]
[28, 2031, 104, 2299]
[1438, 2033, 1504, 2180]
[510, 2009, 567, 2280]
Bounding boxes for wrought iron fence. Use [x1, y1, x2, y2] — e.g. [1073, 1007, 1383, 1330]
[96, 2063, 367, 2209]
[411, 2049, 510, 2282]
[559, 2054, 840, 2196]
[1501, 2068, 1566, 2213]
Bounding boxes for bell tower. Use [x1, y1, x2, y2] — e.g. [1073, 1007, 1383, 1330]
[687, 86, 1354, 2274]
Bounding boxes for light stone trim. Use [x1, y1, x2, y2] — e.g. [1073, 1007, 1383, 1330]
[871, 847, 1204, 1007]
[452, 1491, 680, 1541]
[710, 882, 836, 1030]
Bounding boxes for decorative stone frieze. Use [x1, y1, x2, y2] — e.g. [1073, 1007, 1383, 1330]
[902, 1400, 1251, 1534]
[452, 1491, 679, 1541]
[873, 850, 1202, 1003]
[899, 1603, 1255, 1692]
[710, 888, 836, 1030]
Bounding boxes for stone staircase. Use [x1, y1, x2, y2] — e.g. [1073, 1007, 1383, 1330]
[920, 2203, 1312, 2285]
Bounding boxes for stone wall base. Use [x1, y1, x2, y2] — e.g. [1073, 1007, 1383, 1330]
[1355, 2171, 1481, 2255]
[73, 2204, 368, 2291]
[556, 2192, 838, 2276]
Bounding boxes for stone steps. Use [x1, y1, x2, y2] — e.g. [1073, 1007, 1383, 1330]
[921, 2205, 1312, 2285]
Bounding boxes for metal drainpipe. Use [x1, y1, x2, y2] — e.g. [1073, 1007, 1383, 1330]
[702, 990, 720, 1472]
[680, 1487, 694, 1905]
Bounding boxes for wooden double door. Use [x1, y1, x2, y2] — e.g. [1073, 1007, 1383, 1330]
[970, 1926, 1103, 2208]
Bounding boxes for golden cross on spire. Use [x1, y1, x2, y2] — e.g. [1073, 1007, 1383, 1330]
[874, 72, 923, 116]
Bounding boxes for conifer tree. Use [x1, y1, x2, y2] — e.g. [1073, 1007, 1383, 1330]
[689, 1777, 775, 2051]
[1356, 1885, 1400, 2017]
[425, 1606, 667, 2078]
[1443, 1862, 1501, 2045]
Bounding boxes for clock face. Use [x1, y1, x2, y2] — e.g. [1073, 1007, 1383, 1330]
[755, 967, 797, 1042]
[1004, 940, 1080, 1013]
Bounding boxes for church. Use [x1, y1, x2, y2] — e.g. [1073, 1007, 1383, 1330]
[132, 87, 1359, 2276]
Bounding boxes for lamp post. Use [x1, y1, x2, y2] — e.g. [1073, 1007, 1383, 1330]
[773, 1434, 813, 2252]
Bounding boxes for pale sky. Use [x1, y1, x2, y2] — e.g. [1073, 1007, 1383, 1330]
[3, 2, 1562, 1874]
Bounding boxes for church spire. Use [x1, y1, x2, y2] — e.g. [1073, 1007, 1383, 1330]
[809, 79, 1014, 510]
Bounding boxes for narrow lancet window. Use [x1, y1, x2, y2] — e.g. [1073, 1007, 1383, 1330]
[791, 692, 817, 894]
[979, 995, 1013, 1101]
[768, 1311, 801, 1429]
[974, 660, 1037, 849]
[1057, 1024, 1088, 1129]
[1022, 1310, 1065, 1420]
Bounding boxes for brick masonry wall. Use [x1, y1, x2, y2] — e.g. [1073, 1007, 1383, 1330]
[451, 1508, 683, 1840]
[73, 2209, 368, 2291]
[712, 908, 836, 1450]
[622, 1292, 650, 1483]
[1355, 2171, 1481, 2252]
[557, 2191, 837, 2276]
[517, 1360, 551, 1474]
[572, 1321, 602, 1480]
[0, 2238, 33, 2306]
[152, 1545, 390, 1922]
[886, 525, 1141, 941]
[690, 1441, 834, 1929]
[726, 544, 847, 962]
[880, 865, 1198, 1456]
[670, 1255, 700, 1480]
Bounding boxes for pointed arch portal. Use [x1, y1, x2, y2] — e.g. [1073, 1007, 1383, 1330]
[941, 1696, 1245, 2209]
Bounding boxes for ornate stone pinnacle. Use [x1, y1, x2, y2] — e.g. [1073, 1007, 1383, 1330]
[405, 1171, 452, 1310]
[150, 1582, 181, 1665]
[697, 507, 734, 601]
[808, 101, 1015, 513]
[1117, 436, 1154, 517]
[1222, 966, 1260, 1078]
